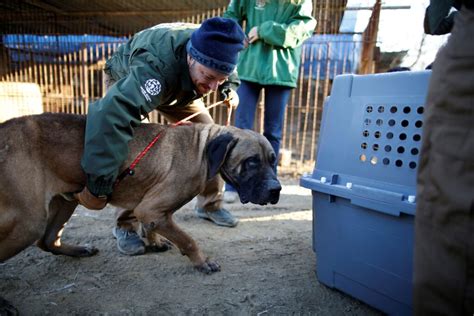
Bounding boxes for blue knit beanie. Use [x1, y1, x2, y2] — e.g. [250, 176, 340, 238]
[186, 17, 245, 75]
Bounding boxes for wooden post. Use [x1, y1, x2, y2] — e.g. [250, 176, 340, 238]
[358, 0, 381, 74]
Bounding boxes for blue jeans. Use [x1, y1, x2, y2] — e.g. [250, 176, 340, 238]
[225, 80, 292, 192]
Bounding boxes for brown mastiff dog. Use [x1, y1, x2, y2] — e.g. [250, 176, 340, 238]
[0, 113, 281, 311]
[0, 112, 281, 265]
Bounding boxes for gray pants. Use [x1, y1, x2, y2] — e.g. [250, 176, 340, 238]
[413, 7, 474, 315]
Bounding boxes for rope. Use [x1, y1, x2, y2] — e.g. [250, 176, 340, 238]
[115, 99, 232, 185]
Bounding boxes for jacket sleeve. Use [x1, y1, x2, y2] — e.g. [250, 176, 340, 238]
[81, 50, 168, 195]
[258, 0, 316, 49]
[423, 0, 457, 35]
[223, 0, 245, 23]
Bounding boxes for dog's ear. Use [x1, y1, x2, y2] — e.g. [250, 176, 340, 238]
[206, 133, 237, 179]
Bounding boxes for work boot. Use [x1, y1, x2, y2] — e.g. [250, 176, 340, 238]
[112, 227, 146, 256]
[195, 208, 239, 227]
[73, 187, 107, 210]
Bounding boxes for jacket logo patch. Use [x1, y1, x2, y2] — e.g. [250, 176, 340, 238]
[144, 79, 161, 96]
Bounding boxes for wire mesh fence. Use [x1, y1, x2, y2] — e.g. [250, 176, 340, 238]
[0, 0, 374, 175]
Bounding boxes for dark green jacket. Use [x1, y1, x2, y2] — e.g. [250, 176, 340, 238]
[223, 0, 316, 87]
[81, 23, 239, 195]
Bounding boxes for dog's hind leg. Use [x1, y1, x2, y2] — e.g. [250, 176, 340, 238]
[0, 204, 44, 262]
[0, 216, 18, 312]
[36, 195, 98, 257]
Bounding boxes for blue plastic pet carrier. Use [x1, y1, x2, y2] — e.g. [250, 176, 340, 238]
[300, 71, 431, 315]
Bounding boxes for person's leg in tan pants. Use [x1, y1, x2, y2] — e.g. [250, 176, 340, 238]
[108, 80, 238, 255]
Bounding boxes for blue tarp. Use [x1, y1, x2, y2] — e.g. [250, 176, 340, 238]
[301, 34, 362, 80]
[3, 34, 127, 64]
[3, 33, 362, 79]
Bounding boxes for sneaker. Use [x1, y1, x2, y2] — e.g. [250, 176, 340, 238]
[223, 191, 239, 203]
[112, 227, 146, 256]
[195, 208, 239, 227]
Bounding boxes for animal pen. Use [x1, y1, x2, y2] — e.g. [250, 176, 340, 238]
[0, 0, 379, 174]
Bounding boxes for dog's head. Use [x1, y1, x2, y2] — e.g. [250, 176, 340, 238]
[206, 128, 281, 205]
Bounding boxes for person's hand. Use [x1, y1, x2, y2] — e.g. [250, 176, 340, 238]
[243, 36, 250, 49]
[248, 26, 259, 44]
[221, 88, 239, 109]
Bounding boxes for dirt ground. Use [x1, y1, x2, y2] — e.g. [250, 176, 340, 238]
[1, 178, 383, 315]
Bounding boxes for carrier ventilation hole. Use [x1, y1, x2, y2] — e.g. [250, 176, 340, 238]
[385, 145, 392, 152]
[397, 146, 405, 154]
[399, 133, 407, 140]
[388, 119, 396, 127]
[403, 106, 411, 114]
[383, 158, 390, 165]
[364, 118, 371, 126]
[378, 106, 385, 113]
[372, 144, 379, 151]
[376, 119, 383, 126]
[413, 134, 421, 141]
[415, 120, 423, 128]
[363, 130, 369, 137]
[401, 120, 409, 127]
[395, 159, 403, 167]
[366, 105, 373, 113]
[390, 106, 398, 113]
[361, 142, 368, 149]
[417, 106, 424, 114]
[409, 161, 417, 169]
[360, 154, 367, 162]
[387, 132, 394, 139]
[370, 156, 378, 165]
[411, 148, 419, 155]
[374, 131, 381, 138]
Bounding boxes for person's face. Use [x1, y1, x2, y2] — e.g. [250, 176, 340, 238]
[188, 56, 229, 95]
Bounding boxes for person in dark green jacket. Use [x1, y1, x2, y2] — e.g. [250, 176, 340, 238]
[222, 0, 316, 203]
[73, 17, 245, 256]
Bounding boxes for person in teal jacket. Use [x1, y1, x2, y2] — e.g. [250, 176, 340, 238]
[73, 17, 245, 256]
[222, 0, 316, 203]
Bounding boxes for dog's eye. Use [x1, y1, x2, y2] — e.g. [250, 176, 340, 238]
[244, 157, 259, 169]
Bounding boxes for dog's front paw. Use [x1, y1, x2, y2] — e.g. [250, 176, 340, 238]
[195, 258, 221, 274]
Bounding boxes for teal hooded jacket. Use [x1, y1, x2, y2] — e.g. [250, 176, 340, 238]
[223, 0, 316, 88]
